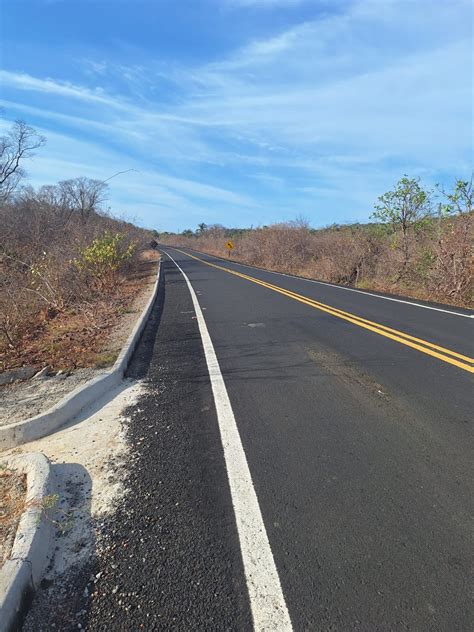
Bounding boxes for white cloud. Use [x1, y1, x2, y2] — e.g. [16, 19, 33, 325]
[0, 70, 121, 107]
[15, 125, 260, 230]
[82, 59, 108, 76]
[2, 0, 471, 229]
[172, 0, 472, 170]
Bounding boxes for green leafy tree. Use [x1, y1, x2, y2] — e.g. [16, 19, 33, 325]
[437, 175, 473, 215]
[372, 176, 432, 272]
[196, 222, 207, 235]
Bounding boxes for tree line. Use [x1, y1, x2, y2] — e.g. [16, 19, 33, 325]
[0, 119, 151, 357]
[160, 176, 473, 308]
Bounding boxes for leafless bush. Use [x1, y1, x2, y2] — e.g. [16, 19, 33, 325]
[160, 175, 472, 308]
[0, 120, 46, 202]
[429, 214, 473, 303]
[57, 177, 108, 225]
[0, 183, 150, 350]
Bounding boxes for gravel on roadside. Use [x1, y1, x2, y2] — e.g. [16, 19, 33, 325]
[21, 259, 251, 631]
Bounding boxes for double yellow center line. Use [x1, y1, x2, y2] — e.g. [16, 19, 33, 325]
[174, 249, 474, 374]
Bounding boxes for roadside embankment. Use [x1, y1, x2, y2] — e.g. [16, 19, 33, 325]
[0, 250, 161, 450]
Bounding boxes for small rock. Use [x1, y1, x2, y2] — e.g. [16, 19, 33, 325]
[33, 366, 50, 379]
[0, 366, 36, 385]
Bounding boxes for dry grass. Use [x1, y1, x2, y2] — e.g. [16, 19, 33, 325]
[0, 466, 26, 565]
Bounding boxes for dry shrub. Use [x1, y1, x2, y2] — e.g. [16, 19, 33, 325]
[304, 228, 373, 285]
[429, 214, 473, 304]
[0, 185, 151, 354]
[161, 213, 472, 308]
[245, 222, 312, 272]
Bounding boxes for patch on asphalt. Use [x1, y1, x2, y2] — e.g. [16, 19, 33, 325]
[306, 345, 389, 401]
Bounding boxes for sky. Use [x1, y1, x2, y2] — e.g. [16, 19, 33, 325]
[0, 0, 472, 232]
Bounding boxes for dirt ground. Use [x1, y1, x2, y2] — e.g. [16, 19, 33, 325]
[0, 250, 159, 427]
[0, 368, 106, 427]
[0, 249, 160, 374]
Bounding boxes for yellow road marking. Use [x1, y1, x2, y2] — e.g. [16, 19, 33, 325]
[174, 249, 474, 374]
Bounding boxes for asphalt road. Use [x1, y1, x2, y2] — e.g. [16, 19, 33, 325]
[152, 246, 473, 631]
[30, 245, 472, 631]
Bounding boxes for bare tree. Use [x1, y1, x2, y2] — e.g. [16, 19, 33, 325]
[58, 177, 108, 224]
[0, 120, 46, 202]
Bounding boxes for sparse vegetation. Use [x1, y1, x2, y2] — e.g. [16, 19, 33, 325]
[0, 120, 154, 371]
[159, 176, 473, 308]
[0, 466, 74, 566]
[1, 115, 471, 376]
[73, 232, 137, 292]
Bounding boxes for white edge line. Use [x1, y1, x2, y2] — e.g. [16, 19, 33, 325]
[163, 250, 293, 632]
[171, 247, 473, 319]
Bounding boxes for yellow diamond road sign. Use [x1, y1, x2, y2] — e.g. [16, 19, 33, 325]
[225, 240, 234, 250]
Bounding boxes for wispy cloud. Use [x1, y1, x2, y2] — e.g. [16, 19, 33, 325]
[21, 125, 262, 229]
[82, 59, 108, 76]
[0, 70, 120, 107]
[1, 0, 471, 230]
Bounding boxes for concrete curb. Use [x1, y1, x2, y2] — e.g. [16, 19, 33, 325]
[0, 453, 54, 632]
[0, 259, 162, 451]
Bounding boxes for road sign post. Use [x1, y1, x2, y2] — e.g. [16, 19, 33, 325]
[225, 240, 234, 257]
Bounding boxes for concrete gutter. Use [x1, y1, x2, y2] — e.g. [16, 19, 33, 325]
[0, 453, 54, 632]
[0, 259, 162, 451]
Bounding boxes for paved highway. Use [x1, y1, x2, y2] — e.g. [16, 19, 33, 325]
[81, 245, 472, 631]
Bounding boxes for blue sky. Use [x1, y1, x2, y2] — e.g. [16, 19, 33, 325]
[0, 0, 472, 232]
